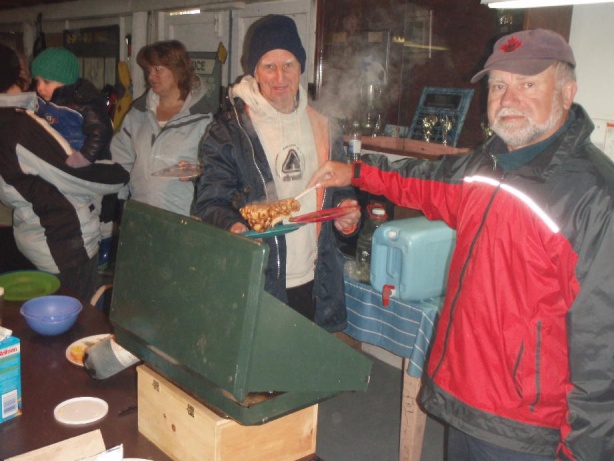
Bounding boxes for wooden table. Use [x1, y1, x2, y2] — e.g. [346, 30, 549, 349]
[343, 277, 443, 461]
[0, 292, 171, 460]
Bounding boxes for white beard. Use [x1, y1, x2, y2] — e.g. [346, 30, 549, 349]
[491, 95, 564, 149]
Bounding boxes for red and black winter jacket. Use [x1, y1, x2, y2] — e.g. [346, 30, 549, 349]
[353, 104, 614, 460]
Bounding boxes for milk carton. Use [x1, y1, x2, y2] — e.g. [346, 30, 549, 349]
[0, 336, 22, 423]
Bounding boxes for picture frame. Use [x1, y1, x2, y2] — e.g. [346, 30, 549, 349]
[63, 25, 119, 89]
[403, 8, 433, 58]
[361, 30, 391, 86]
[326, 29, 390, 86]
[408, 87, 474, 147]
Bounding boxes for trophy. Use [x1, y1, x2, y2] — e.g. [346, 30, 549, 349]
[421, 115, 438, 142]
[440, 115, 455, 146]
[360, 84, 384, 137]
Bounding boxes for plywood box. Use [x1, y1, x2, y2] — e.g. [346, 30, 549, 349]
[137, 365, 318, 461]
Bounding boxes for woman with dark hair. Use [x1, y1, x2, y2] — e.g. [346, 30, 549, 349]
[111, 40, 215, 216]
[0, 45, 36, 273]
[136, 40, 196, 101]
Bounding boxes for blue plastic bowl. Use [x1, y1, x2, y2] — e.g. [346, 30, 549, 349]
[20, 295, 83, 336]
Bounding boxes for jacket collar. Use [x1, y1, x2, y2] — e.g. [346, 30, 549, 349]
[134, 76, 216, 116]
[0, 92, 38, 111]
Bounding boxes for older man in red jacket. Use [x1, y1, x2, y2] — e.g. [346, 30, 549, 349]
[309, 29, 614, 461]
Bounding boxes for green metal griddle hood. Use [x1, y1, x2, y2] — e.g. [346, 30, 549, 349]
[110, 201, 372, 425]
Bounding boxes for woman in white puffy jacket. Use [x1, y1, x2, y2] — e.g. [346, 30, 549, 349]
[111, 40, 214, 216]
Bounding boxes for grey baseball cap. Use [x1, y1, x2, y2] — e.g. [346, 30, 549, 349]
[471, 28, 575, 83]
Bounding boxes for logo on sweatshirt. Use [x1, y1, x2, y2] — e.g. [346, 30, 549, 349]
[277, 145, 304, 182]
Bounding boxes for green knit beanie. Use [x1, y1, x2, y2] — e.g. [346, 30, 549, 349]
[32, 47, 80, 85]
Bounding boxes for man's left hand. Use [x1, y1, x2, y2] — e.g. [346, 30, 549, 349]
[334, 199, 360, 233]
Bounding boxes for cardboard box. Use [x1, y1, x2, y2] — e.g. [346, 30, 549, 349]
[137, 365, 317, 461]
[0, 336, 22, 423]
[371, 216, 456, 301]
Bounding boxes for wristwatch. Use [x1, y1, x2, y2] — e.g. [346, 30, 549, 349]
[353, 160, 362, 180]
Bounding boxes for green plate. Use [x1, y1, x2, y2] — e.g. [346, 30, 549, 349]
[0, 270, 61, 301]
[242, 223, 303, 239]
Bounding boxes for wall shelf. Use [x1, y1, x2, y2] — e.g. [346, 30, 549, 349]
[346, 136, 470, 159]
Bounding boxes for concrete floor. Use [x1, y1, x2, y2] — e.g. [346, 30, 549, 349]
[317, 355, 446, 461]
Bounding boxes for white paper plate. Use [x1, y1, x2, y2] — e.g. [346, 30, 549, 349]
[66, 334, 111, 367]
[54, 397, 109, 425]
[151, 163, 203, 179]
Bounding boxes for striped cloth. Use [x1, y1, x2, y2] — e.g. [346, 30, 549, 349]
[343, 276, 443, 378]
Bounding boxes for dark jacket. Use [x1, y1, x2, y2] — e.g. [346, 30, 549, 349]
[0, 93, 129, 273]
[193, 95, 356, 332]
[37, 78, 113, 162]
[353, 104, 614, 460]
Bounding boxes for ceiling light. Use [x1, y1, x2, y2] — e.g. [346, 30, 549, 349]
[482, 0, 614, 7]
[169, 9, 201, 16]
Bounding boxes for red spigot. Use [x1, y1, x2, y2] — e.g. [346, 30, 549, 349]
[382, 284, 395, 307]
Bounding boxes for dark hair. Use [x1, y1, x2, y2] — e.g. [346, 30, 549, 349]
[136, 40, 198, 100]
[0, 44, 21, 93]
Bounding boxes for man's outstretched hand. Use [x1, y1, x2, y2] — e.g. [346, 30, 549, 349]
[307, 161, 353, 190]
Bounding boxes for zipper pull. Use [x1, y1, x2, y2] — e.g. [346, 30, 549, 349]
[491, 154, 497, 171]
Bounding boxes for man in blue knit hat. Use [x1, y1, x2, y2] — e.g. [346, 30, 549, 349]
[193, 15, 360, 331]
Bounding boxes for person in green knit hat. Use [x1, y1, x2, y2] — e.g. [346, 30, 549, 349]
[32, 47, 113, 168]
[33, 47, 119, 269]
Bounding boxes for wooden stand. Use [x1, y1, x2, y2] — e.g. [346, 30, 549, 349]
[399, 358, 427, 461]
[137, 365, 318, 461]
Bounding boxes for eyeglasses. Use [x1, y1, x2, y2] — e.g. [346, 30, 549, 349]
[145, 66, 167, 75]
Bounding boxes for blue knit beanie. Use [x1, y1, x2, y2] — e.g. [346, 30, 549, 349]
[32, 47, 80, 85]
[248, 15, 306, 75]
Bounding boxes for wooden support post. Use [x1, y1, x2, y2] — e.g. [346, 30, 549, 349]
[399, 358, 427, 461]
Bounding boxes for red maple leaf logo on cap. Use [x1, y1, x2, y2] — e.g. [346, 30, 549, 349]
[500, 37, 522, 52]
